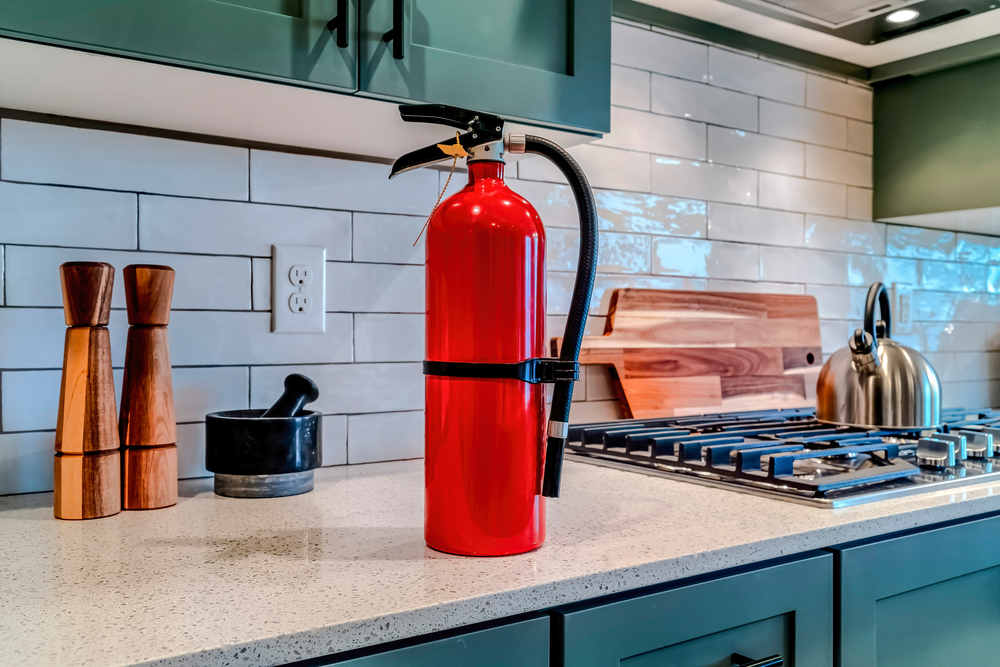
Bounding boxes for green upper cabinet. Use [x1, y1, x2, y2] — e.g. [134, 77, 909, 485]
[358, 0, 611, 134]
[0, 0, 358, 92]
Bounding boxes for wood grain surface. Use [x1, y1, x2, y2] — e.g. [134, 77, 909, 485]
[54, 451, 121, 520]
[554, 288, 822, 419]
[55, 327, 119, 453]
[123, 265, 175, 326]
[120, 327, 176, 448]
[60, 262, 114, 327]
[122, 445, 178, 510]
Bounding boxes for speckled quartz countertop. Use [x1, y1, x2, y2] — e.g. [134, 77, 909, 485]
[4, 460, 1000, 667]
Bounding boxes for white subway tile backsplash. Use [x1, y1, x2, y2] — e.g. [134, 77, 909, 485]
[820, 320, 852, 354]
[847, 187, 873, 221]
[507, 179, 577, 229]
[170, 311, 352, 366]
[595, 190, 707, 238]
[942, 380, 1000, 409]
[0, 119, 248, 199]
[175, 423, 209, 479]
[0, 366, 247, 433]
[519, 145, 651, 193]
[352, 213, 425, 265]
[611, 65, 651, 110]
[805, 145, 872, 187]
[4, 246, 251, 311]
[759, 100, 847, 149]
[596, 106, 706, 160]
[759, 246, 848, 285]
[651, 157, 757, 205]
[806, 285, 867, 320]
[250, 149, 437, 215]
[708, 279, 805, 294]
[548, 272, 706, 315]
[708, 47, 805, 105]
[707, 127, 804, 176]
[347, 411, 423, 464]
[806, 75, 873, 121]
[759, 173, 845, 217]
[913, 292, 1000, 322]
[0, 308, 127, 370]
[651, 75, 757, 132]
[549, 228, 651, 274]
[250, 364, 423, 414]
[955, 233, 1000, 264]
[611, 22, 708, 82]
[922, 322, 987, 352]
[251, 258, 271, 311]
[708, 203, 804, 246]
[354, 314, 424, 362]
[321, 415, 348, 467]
[847, 120, 874, 155]
[921, 261, 988, 293]
[326, 262, 424, 313]
[847, 255, 920, 287]
[804, 216, 885, 255]
[886, 226, 956, 260]
[0, 431, 53, 496]
[0, 182, 137, 250]
[652, 237, 758, 280]
[139, 196, 352, 259]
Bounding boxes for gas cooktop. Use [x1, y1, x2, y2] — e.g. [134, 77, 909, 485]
[566, 407, 1000, 508]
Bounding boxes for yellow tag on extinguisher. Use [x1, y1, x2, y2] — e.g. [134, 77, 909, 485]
[437, 132, 469, 157]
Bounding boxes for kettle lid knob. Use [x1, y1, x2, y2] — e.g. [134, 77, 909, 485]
[849, 328, 874, 355]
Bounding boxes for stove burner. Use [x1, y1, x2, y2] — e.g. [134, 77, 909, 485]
[566, 408, 1000, 508]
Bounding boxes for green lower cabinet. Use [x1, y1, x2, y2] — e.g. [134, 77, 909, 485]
[319, 614, 549, 666]
[834, 513, 1000, 667]
[551, 552, 834, 667]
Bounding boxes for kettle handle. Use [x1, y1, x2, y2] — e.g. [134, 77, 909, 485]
[864, 282, 892, 340]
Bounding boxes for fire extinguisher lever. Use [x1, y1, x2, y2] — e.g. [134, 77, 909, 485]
[390, 104, 505, 178]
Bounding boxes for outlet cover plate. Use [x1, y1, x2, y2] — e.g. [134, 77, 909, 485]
[892, 282, 914, 334]
[272, 244, 326, 333]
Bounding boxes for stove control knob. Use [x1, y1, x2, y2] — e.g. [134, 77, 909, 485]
[917, 438, 956, 468]
[957, 430, 993, 459]
[930, 432, 966, 460]
[982, 427, 1000, 455]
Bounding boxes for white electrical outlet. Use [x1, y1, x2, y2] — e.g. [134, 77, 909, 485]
[893, 282, 914, 334]
[272, 244, 326, 333]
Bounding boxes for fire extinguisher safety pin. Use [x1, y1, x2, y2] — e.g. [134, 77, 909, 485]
[423, 358, 580, 384]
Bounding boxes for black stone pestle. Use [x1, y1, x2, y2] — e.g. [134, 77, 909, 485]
[262, 374, 320, 418]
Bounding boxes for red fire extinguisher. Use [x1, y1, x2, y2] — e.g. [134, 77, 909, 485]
[390, 105, 598, 556]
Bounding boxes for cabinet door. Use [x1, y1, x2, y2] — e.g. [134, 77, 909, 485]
[358, 0, 610, 134]
[835, 513, 1000, 667]
[0, 0, 357, 92]
[553, 552, 833, 667]
[320, 614, 549, 666]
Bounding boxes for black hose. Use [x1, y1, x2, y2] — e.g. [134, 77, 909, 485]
[524, 136, 599, 498]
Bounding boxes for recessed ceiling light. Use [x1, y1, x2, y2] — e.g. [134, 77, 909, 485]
[886, 9, 920, 23]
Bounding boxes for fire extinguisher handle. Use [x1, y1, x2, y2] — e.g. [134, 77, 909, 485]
[514, 135, 599, 498]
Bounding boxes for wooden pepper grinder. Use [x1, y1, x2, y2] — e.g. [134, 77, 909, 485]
[120, 265, 178, 510]
[55, 262, 121, 520]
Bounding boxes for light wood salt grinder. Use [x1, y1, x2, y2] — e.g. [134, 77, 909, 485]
[55, 262, 121, 520]
[119, 265, 178, 510]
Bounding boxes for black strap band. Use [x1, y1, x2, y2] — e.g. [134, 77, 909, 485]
[423, 358, 579, 384]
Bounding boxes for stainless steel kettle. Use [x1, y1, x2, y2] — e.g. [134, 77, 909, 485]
[816, 282, 941, 429]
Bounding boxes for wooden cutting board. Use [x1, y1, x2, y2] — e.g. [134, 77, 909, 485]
[552, 289, 823, 419]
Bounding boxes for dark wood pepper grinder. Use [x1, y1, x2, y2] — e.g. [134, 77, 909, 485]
[119, 265, 178, 510]
[55, 262, 121, 520]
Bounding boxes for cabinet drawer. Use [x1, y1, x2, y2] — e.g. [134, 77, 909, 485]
[834, 513, 1000, 667]
[552, 552, 833, 667]
[320, 614, 549, 666]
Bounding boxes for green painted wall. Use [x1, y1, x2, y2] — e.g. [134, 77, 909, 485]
[874, 54, 1000, 219]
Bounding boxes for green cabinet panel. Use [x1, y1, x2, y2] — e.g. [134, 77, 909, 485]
[834, 513, 1000, 666]
[0, 0, 358, 91]
[358, 0, 611, 134]
[319, 614, 549, 666]
[551, 552, 834, 667]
